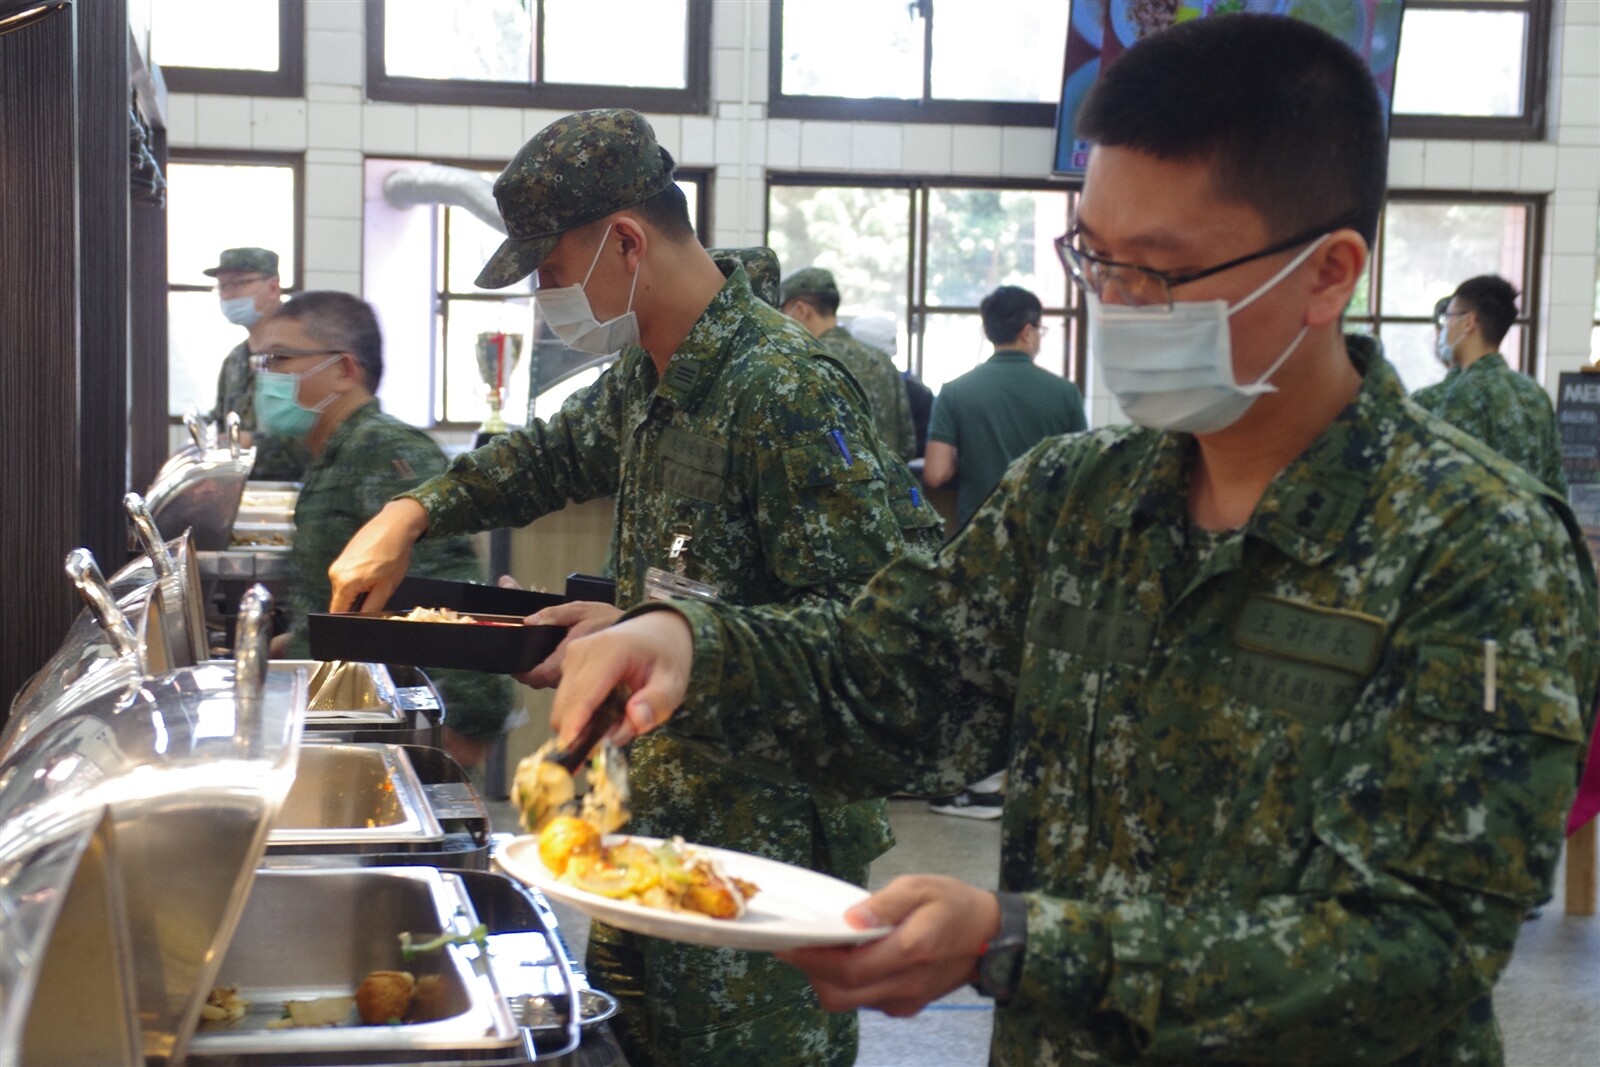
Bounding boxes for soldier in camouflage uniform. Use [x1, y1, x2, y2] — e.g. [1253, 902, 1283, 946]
[261, 292, 511, 751]
[549, 18, 1600, 1065]
[709, 246, 780, 307]
[326, 109, 940, 1067]
[203, 247, 310, 481]
[1411, 275, 1568, 495]
[781, 267, 918, 460]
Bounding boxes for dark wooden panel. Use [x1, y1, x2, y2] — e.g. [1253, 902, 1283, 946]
[130, 129, 170, 491]
[76, 0, 131, 569]
[0, 8, 82, 717]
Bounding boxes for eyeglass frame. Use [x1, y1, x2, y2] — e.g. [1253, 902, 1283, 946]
[1435, 309, 1470, 329]
[1053, 212, 1360, 310]
[250, 349, 345, 374]
[213, 273, 273, 297]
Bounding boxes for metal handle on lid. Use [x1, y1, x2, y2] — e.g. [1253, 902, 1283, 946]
[65, 548, 141, 662]
[226, 411, 243, 458]
[183, 407, 206, 451]
[122, 492, 173, 576]
[233, 584, 273, 741]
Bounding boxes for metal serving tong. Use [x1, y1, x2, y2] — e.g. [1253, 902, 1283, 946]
[513, 688, 630, 834]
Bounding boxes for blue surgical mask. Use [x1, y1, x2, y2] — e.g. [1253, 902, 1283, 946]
[1089, 236, 1327, 435]
[252, 355, 341, 437]
[221, 295, 263, 328]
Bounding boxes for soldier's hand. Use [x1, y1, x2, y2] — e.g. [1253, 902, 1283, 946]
[551, 610, 692, 748]
[513, 601, 625, 689]
[327, 498, 430, 613]
[776, 876, 1001, 1018]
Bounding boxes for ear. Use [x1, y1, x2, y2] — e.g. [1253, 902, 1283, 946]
[1305, 229, 1367, 329]
[612, 215, 649, 273]
[333, 352, 363, 389]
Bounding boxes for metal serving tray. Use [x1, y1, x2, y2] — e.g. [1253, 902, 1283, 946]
[269, 743, 445, 850]
[186, 868, 527, 1065]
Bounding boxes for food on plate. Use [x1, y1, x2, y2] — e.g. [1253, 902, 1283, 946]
[201, 985, 248, 1023]
[536, 818, 760, 920]
[355, 970, 414, 1025]
[394, 605, 522, 626]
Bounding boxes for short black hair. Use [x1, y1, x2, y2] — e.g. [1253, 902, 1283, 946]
[980, 286, 1042, 345]
[1453, 274, 1519, 345]
[626, 182, 696, 243]
[789, 291, 840, 317]
[276, 291, 384, 392]
[1077, 14, 1387, 247]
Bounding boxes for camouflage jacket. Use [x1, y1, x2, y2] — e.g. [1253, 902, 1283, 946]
[210, 339, 310, 482]
[1409, 351, 1568, 496]
[287, 401, 510, 740]
[404, 265, 941, 872]
[818, 326, 917, 460]
[661, 335, 1600, 1065]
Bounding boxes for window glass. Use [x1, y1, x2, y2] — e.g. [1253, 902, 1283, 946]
[925, 188, 1070, 308]
[440, 296, 536, 425]
[384, 0, 532, 82]
[1379, 202, 1527, 319]
[780, 0, 924, 99]
[1392, 8, 1527, 117]
[768, 185, 913, 333]
[922, 310, 1069, 393]
[151, 0, 278, 72]
[165, 161, 297, 417]
[928, 0, 1070, 103]
[543, 0, 688, 88]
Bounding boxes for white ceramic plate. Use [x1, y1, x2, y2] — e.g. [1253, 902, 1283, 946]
[497, 834, 891, 952]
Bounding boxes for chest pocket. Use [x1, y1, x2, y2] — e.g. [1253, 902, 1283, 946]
[658, 426, 728, 504]
[1228, 595, 1385, 723]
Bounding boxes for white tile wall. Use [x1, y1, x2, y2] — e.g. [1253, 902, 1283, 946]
[251, 98, 307, 151]
[194, 94, 253, 149]
[163, 0, 1600, 378]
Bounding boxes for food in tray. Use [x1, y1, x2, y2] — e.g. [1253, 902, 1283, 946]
[264, 995, 355, 1029]
[229, 531, 291, 547]
[536, 816, 760, 920]
[201, 985, 248, 1023]
[395, 605, 522, 627]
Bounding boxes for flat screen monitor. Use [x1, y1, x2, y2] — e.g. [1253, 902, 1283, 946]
[1053, 0, 1406, 176]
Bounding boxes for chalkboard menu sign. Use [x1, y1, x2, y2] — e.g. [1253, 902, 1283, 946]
[1558, 372, 1600, 558]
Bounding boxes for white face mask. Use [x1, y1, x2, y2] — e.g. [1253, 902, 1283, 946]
[533, 224, 640, 356]
[1434, 316, 1463, 367]
[1089, 236, 1327, 435]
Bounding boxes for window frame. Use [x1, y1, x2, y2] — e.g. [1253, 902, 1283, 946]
[765, 173, 1086, 387]
[156, 0, 305, 98]
[428, 163, 712, 430]
[1348, 190, 1544, 379]
[365, 0, 713, 113]
[1389, 0, 1550, 141]
[767, 0, 1057, 127]
[164, 149, 306, 422]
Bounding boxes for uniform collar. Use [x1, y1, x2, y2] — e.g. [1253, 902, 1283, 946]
[990, 349, 1034, 362]
[1114, 334, 1396, 567]
[1460, 350, 1509, 376]
[643, 264, 756, 414]
[318, 398, 381, 462]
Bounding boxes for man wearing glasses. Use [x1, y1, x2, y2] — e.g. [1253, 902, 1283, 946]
[547, 15, 1598, 1064]
[257, 291, 511, 762]
[202, 246, 308, 480]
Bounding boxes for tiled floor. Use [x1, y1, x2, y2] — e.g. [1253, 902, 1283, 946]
[493, 798, 1599, 1066]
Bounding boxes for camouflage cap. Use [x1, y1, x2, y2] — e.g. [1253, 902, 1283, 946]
[779, 267, 839, 307]
[710, 247, 782, 307]
[203, 247, 279, 277]
[476, 109, 677, 290]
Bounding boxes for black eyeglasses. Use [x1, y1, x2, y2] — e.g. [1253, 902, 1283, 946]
[250, 349, 343, 373]
[1436, 310, 1469, 329]
[1054, 214, 1357, 310]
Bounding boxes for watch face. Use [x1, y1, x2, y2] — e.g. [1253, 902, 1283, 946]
[978, 938, 1025, 999]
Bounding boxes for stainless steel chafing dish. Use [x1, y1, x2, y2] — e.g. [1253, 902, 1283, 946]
[3, 512, 210, 758]
[269, 743, 445, 849]
[146, 412, 256, 550]
[0, 585, 304, 1065]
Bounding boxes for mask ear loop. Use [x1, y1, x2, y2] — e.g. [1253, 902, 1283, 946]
[580, 223, 616, 290]
[295, 353, 348, 411]
[1226, 234, 1327, 391]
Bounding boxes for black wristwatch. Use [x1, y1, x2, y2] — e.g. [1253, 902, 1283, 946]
[972, 891, 1027, 1004]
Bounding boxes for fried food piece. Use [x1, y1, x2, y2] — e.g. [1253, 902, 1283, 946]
[270, 995, 355, 1028]
[201, 985, 248, 1023]
[406, 974, 450, 1023]
[538, 814, 601, 876]
[355, 970, 415, 1025]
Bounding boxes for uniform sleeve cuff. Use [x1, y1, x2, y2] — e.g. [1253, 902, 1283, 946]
[396, 476, 472, 539]
[1016, 894, 1162, 1048]
[615, 600, 731, 736]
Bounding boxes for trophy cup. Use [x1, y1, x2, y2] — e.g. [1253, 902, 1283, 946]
[475, 331, 524, 436]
